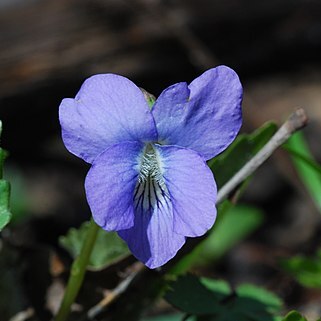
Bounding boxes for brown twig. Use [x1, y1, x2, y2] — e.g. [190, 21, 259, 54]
[216, 108, 308, 204]
[82, 263, 145, 321]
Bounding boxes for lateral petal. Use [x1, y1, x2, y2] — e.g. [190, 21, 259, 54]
[152, 65, 242, 160]
[85, 141, 143, 231]
[59, 74, 157, 163]
[156, 144, 217, 237]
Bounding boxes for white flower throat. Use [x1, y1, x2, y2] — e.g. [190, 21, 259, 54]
[134, 144, 170, 212]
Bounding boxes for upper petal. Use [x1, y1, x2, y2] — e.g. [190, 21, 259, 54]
[155, 144, 217, 237]
[85, 141, 144, 231]
[59, 74, 158, 163]
[152, 66, 243, 160]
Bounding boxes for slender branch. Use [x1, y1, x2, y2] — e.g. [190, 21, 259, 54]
[54, 219, 99, 321]
[81, 263, 145, 321]
[216, 108, 308, 204]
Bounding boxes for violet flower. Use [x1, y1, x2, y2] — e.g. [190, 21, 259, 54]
[59, 66, 242, 268]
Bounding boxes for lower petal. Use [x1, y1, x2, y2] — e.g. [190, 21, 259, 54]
[118, 198, 186, 269]
[155, 145, 217, 237]
[85, 141, 143, 231]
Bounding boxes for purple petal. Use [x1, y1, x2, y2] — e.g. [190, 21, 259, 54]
[152, 66, 243, 160]
[85, 141, 144, 231]
[59, 74, 157, 163]
[156, 144, 217, 237]
[118, 144, 216, 268]
[118, 198, 186, 269]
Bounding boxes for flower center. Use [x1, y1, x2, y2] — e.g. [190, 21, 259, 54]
[134, 144, 170, 212]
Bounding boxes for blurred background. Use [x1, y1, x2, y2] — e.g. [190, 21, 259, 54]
[1, 0, 321, 320]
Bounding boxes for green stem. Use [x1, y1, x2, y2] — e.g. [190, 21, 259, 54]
[54, 219, 99, 321]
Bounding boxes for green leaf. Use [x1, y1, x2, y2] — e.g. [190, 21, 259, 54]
[170, 203, 264, 273]
[0, 121, 12, 231]
[281, 311, 307, 321]
[0, 120, 5, 179]
[165, 274, 283, 321]
[59, 221, 130, 270]
[0, 149, 5, 179]
[0, 180, 11, 231]
[2, 167, 29, 224]
[140, 88, 156, 109]
[165, 274, 229, 314]
[142, 314, 195, 321]
[280, 249, 321, 288]
[200, 204, 264, 262]
[236, 284, 282, 318]
[284, 146, 321, 176]
[208, 122, 277, 188]
[284, 132, 321, 212]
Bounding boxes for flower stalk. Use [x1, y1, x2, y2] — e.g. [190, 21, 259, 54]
[54, 218, 99, 321]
